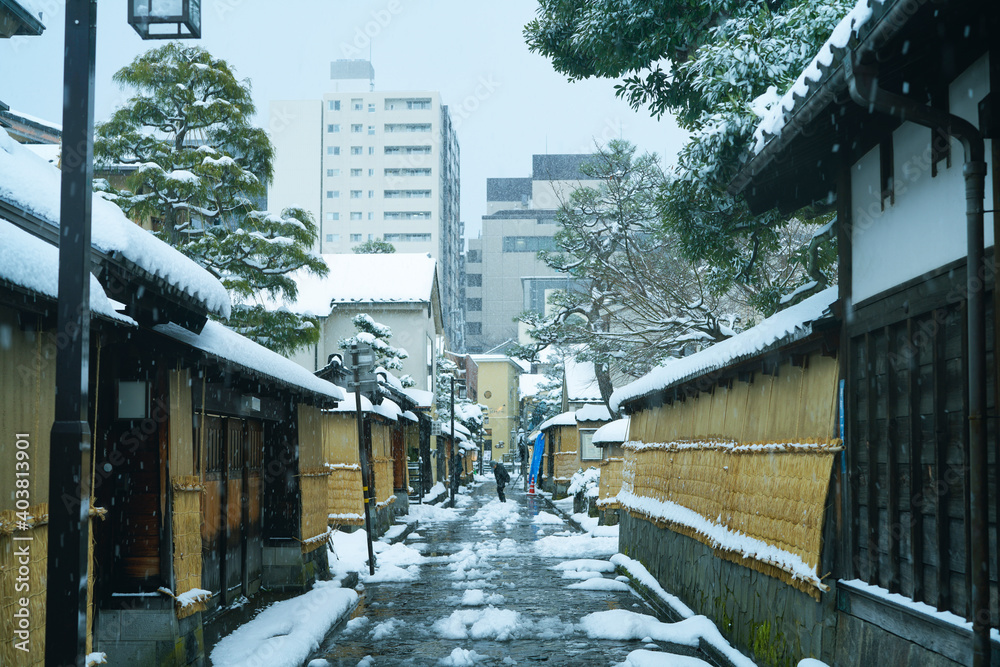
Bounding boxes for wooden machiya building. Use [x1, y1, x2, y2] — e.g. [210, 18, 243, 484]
[0, 129, 348, 665]
[726, 0, 999, 663]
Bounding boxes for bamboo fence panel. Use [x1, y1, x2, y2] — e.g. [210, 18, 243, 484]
[299, 405, 330, 552]
[321, 412, 365, 525]
[597, 458, 623, 508]
[766, 364, 804, 441]
[171, 477, 205, 618]
[0, 507, 48, 666]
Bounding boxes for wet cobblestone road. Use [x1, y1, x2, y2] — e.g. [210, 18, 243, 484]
[308, 477, 709, 666]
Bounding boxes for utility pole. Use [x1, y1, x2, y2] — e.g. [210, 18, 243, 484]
[449, 375, 457, 507]
[351, 344, 376, 576]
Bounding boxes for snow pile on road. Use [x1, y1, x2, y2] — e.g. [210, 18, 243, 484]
[553, 559, 616, 573]
[568, 578, 631, 592]
[408, 501, 462, 524]
[446, 544, 499, 582]
[439, 647, 488, 666]
[614, 650, 713, 667]
[371, 618, 405, 641]
[531, 511, 563, 525]
[580, 610, 756, 667]
[611, 554, 695, 619]
[362, 541, 426, 583]
[560, 569, 604, 580]
[328, 529, 371, 578]
[471, 498, 521, 532]
[460, 589, 505, 606]
[340, 617, 370, 636]
[432, 607, 521, 641]
[210, 581, 358, 667]
[534, 533, 618, 558]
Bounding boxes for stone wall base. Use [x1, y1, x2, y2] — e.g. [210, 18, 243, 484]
[95, 607, 205, 667]
[262, 540, 327, 591]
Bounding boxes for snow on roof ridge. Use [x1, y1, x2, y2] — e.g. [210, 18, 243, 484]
[0, 218, 136, 325]
[751, 0, 887, 155]
[611, 286, 838, 412]
[565, 358, 603, 402]
[154, 320, 345, 402]
[0, 128, 231, 319]
[575, 403, 612, 423]
[539, 410, 577, 431]
[271, 253, 437, 316]
[593, 418, 630, 444]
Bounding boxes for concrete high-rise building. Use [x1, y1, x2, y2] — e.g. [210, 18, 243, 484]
[269, 61, 462, 349]
[464, 155, 599, 353]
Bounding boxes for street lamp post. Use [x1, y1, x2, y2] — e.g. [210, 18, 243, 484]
[449, 375, 457, 507]
[47, 4, 201, 663]
[350, 344, 377, 576]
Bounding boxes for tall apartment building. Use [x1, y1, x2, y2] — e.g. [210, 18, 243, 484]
[269, 61, 462, 349]
[465, 154, 598, 353]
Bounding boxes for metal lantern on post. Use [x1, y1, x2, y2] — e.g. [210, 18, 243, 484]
[48, 2, 202, 664]
[128, 0, 202, 39]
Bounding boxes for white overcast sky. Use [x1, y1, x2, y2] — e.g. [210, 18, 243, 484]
[0, 0, 687, 240]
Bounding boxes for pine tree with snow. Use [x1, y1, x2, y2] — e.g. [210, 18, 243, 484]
[433, 354, 485, 437]
[94, 44, 327, 354]
[353, 237, 396, 254]
[339, 314, 414, 388]
[525, 0, 847, 309]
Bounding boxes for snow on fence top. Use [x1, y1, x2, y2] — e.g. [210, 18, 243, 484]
[593, 418, 629, 445]
[538, 410, 577, 432]
[751, 0, 887, 155]
[575, 403, 612, 423]
[0, 219, 136, 325]
[154, 320, 345, 402]
[0, 128, 231, 319]
[328, 392, 374, 413]
[273, 253, 438, 317]
[371, 398, 401, 422]
[611, 286, 837, 413]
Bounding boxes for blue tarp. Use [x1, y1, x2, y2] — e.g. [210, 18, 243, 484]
[529, 432, 544, 482]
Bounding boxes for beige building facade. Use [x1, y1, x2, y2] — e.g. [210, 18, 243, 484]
[469, 355, 523, 459]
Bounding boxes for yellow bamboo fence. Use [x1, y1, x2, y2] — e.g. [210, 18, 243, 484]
[597, 455, 624, 509]
[322, 412, 365, 526]
[549, 423, 579, 482]
[299, 405, 331, 553]
[0, 307, 56, 665]
[371, 421, 396, 511]
[619, 353, 840, 598]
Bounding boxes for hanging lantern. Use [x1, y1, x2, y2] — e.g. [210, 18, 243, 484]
[128, 0, 201, 40]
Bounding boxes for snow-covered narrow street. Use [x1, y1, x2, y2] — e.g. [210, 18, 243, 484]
[305, 476, 720, 666]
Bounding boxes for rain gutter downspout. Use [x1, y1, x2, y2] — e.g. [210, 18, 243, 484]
[846, 56, 991, 665]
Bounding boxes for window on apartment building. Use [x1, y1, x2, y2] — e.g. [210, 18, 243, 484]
[350, 234, 362, 242]
[351, 124, 362, 133]
[384, 98, 432, 111]
[328, 100, 340, 111]
[385, 233, 432, 242]
[384, 168, 432, 177]
[384, 190, 432, 199]
[523, 277, 580, 314]
[350, 146, 362, 155]
[325, 233, 341, 243]
[467, 298, 482, 312]
[350, 212, 362, 221]
[367, 190, 374, 198]
[350, 190, 362, 199]
[367, 212, 374, 220]
[326, 190, 339, 199]
[502, 236, 556, 253]
[467, 250, 481, 263]
[368, 125, 375, 135]
[327, 146, 340, 155]
[384, 123, 432, 133]
[466, 322, 482, 336]
[325, 212, 340, 221]
[368, 169, 375, 176]
[326, 168, 339, 177]
[368, 103, 375, 113]
[368, 146, 374, 155]
[384, 211, 431, 220]
[466, 273, 482, 286]
[384, 146, 432, 155]
[351, 98, 363, 111]
[351, 168, 362, 177]
[327, 124, 340, 133]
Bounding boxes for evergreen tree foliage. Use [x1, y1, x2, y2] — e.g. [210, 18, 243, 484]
[353, 237, 396, 254]
[94, 44, 327, 354]
[433, 354, 485, 437]
[339, 314, 414, 388]
[525, 0, 847, 306]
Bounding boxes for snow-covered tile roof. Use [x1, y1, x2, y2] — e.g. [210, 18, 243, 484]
[402, 386, 433, 408]
[593, 418, 629, 445]
[0, 218, 136, 325]
[611, 286, 838, 412]
[273, 253, 438, 317]
[329, 392, 374, 413]
[154, 320, 345, 402]
[539, 410, 577, 431]
[750, 0, 887, 156]
[0, 128, 231, 319]
[372, 398, 401, 421]
[575, 403, 612, 423]
[565, 358, 602, 402]
[401, 410, 419, 422]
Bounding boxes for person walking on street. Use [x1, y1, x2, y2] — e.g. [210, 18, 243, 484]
[492, 460, 510, 503]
